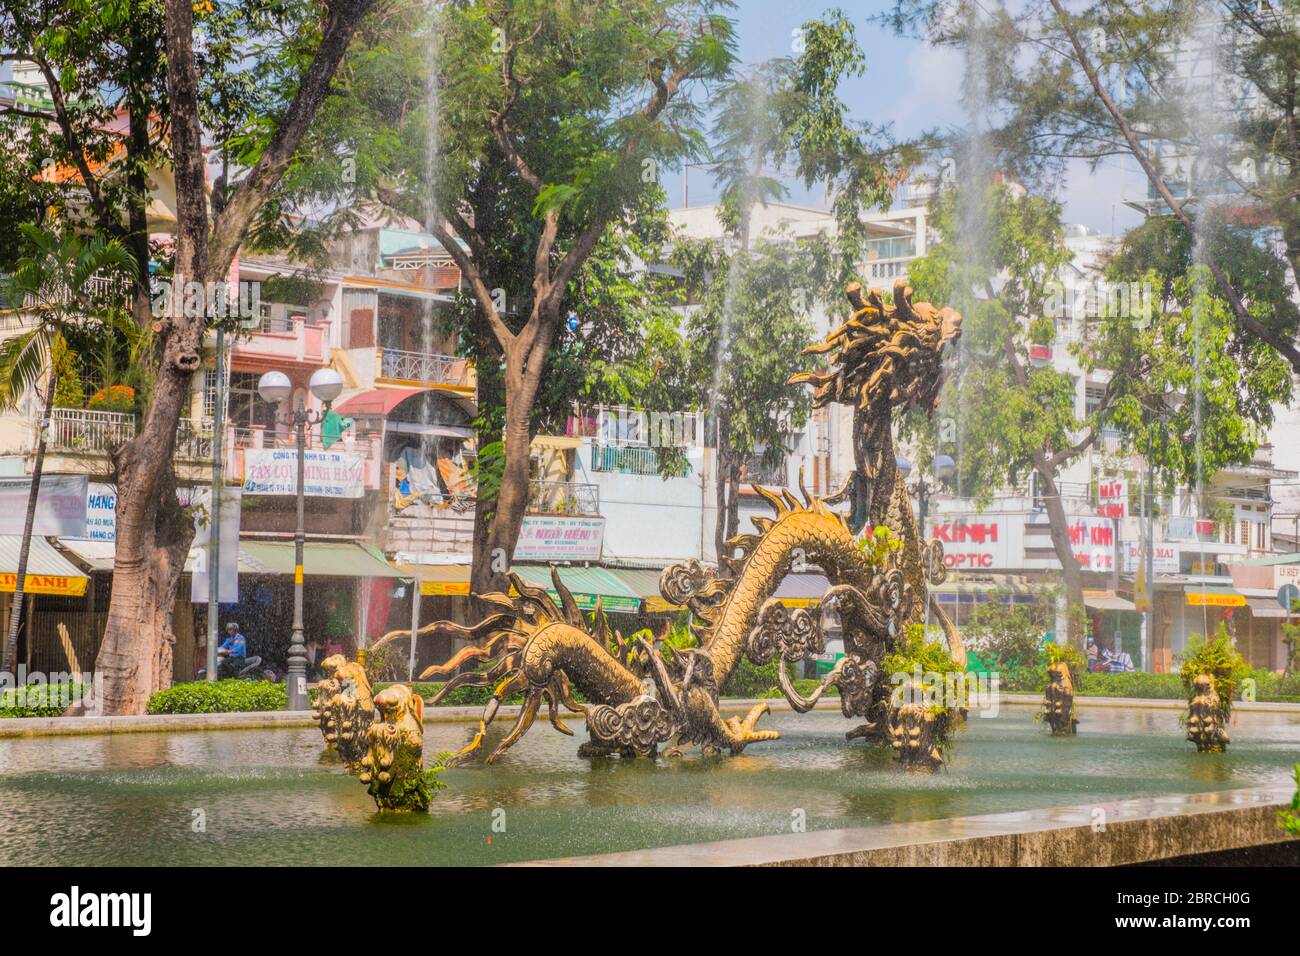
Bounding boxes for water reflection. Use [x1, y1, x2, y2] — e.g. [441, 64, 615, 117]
[0, 703, 1295, 866]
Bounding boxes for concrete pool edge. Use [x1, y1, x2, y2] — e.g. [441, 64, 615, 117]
[510, 784, 1300, 867]
[2, 693, 1298, 738]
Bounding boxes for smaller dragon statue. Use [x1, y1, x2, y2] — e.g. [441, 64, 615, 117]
[885, 676, 950, 770]
[1185, 673, 1231, 753]
[332, 657, 375, 769]
[312, 655, 343, 749]
[312, 654, 375, 770]
[359, 684, 433, 811]
[1042, 660, 1078, 736]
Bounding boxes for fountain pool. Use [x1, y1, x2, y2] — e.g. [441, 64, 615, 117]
[1, 704, 1296, 866]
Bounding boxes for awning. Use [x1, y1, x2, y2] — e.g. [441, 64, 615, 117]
[387, 421, 474, 439]
[511, 565, 643, 613]
[0, 536, 88, 597]
[394, 562, 471, 596]
[1245, 597, 1289, 619]
[238, 541, 409, 578]
[333, 387, 428, 417]
[58, 538, 277, 576]
[773, 573, 830, 608]
[531, 435, 584, 451]
[1083, 590, 1137, 612]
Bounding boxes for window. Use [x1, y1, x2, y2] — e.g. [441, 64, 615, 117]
[1085, 381, 1107, 417]
[226, 371, 279, 430]
[203, 369, 217, 419]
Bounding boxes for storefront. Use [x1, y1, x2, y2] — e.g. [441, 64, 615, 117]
[0, 535, 90, 674]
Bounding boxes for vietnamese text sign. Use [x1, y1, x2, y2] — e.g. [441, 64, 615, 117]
[1123, 541, 1180, 574]
[932, 517, 1010, 570]
[243, 448, 365, 499]
[0, 475, 88, 537]
[1098, 477, 1127, 519]
[84, 482, 118, 541]
[514, 515, 605, 562]
[1187, 591, 1245, 608]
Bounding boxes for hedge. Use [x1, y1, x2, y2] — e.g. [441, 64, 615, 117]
[146, 679, 286, 715]
[0, 683, 83, 718]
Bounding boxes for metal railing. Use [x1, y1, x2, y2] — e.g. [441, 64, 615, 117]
[865, 257, 911, 282]
[567, 403, 703, 448]
[379, 347, 463, 385]
[589, 443, 664, 476]
[175, 418, 215, 460]
[43, 407, 215, 460]
[45, 407, 135, 453]
[527, 479, 600, 516]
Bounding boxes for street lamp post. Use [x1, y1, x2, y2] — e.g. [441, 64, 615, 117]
[896, 453, 956, 540]
[257, 366, 344, 711]
[896, 453, 956, 630]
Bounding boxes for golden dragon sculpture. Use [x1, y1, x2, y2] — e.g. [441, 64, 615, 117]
[377, 281, 966, 768]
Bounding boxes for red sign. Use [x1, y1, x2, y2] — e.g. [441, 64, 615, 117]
[1098, 477, 1126, 519]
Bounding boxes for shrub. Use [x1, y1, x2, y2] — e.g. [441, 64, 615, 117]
[0, 683, 83, 718]
[146, 679, 286, 714]
[962, 593, 1052, 670]
[1279, 765, 1300, 837]
[1179, 625, 1250, 717]
[87, 383, 136, 413]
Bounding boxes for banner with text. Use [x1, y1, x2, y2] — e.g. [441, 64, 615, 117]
[0, 475, 88, 537]
[242, 448, 366, 499]
[514, 515, 605, 562]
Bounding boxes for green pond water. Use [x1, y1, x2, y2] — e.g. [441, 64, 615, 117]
[1, 704, 1297, 866]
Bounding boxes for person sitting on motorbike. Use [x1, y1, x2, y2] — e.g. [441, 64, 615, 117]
[217, 622, 247, 677]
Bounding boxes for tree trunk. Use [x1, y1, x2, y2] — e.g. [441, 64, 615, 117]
[96, 361, 199, 713]
[2, 369, 57, 672]
[94, 0, 375, 712]
[478, 367, 535, 593]
[1032, 450, 1086, 651]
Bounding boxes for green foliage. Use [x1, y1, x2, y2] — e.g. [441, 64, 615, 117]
[1179, 625, 1251, 717]
[0, 683, 83, 718]
[1279, 766, 1300, 838]
[0, 226, 137, 414]
[1044, 640, 1087, 683]
[146, 679, 287, 715]
[962, 593, 1051, 669]
[882, 623, 962, 691]
[720, 656, 793, 698]
[361, 643, 405, 685]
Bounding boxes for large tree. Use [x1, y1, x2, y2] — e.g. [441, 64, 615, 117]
[906, 182, 1292, 646]
[92, 0, 379, 713]
[879, 0, 1300, 374]
[410, 1, 736, 595]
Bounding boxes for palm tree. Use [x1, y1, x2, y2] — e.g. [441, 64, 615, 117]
[0, 224, 136, 672]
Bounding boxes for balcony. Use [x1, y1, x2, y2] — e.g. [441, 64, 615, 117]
[528, 479, 600, 516]
[566, 403, 703, 448]
[377, 348, 469, 388]
[865, 257, 911, 282]
[46, 407, 136, 454]
[229, 314, 329, 368]
[589, 443, 664, 476]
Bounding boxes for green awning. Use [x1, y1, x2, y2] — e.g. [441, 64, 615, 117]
[511, 564, 643, 613]
[238, 540, 409, 578]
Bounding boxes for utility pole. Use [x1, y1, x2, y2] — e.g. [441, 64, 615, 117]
[205, 138, 230, 681]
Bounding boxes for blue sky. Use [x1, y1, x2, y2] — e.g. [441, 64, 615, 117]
[659, 0, 1147, 235]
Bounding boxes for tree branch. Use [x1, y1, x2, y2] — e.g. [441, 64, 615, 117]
[207, 0, 380, 279]
[1048, 0, 1300, 374]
